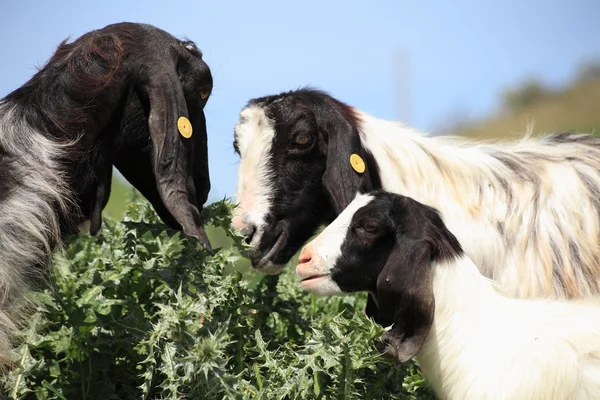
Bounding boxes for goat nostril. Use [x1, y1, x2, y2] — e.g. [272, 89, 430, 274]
[298, 250, 312, 264]
[243, 224, 257, 245]
[299, 255, 312, 264]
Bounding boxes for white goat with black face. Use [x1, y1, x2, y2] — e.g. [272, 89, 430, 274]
[297, 191, 600, 400]
[232, 88, 600, 302]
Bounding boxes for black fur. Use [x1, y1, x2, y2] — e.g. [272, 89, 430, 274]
[236, 88, 381, 266]
[328, 191, 463, 362]
[3, 22, 214, 252]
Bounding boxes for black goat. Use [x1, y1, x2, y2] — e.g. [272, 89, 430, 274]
[0, 22, 213, 369]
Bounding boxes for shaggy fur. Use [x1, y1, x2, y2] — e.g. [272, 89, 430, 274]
[233, 88, 600, 299]
[298, 192, 600, 400]
[0, 103, 74, 367]
[0, 22, 213, 369]
[357, 113, 600, 299]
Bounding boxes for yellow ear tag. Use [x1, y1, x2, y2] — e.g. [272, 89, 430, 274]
[177, 116, 193, 139]
[350, 153, 366, 174]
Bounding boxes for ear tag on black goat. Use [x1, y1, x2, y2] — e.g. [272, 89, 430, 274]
[350, 154, 366, 174]
[177, 116, 193, 139]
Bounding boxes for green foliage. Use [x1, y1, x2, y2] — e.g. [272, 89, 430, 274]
[3, 199, 435, 400]
[102, 173, 135, 220]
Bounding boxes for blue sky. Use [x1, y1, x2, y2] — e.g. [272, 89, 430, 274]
[2, 0, 599, 201]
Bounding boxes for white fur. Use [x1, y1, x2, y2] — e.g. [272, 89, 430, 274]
[232, 106, 276, 247]
[0, 101, 74, 367]
[355, 111, 600, 298]
[417, 257, 600, 400]
[301, 193, 600, 400]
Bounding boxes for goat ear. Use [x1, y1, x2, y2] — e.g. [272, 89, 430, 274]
[113, 92, 182, 231]
[113, 90, 211, 231]
[321, 120, 378, 214]
[374, 236, 435, 363]
[135, 68, 213, 254]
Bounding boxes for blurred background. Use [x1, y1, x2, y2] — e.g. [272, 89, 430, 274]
[2, 0, 600, 222]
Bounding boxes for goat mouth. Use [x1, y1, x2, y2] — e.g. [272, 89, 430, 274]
[253, 222, 289, 273]
[300, 274, 330, 284]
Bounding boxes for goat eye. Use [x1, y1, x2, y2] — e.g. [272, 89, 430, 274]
[200, 91, 210, 100]
[361, 222, 379, 233]
[293, 134, 313, 147]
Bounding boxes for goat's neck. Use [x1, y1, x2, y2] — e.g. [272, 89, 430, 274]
[357, 112, 481, 207]
[427, 256, 500, 328]
[416, 256, 504, 396]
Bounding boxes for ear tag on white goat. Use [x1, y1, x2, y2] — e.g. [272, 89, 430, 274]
[350, 154, 366, 174]
[177, 116, 193, 139]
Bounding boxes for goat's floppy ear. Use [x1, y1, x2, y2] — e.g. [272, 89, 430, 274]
[321, 117, 379, 214]
[135, 67, 213, 254]
[113, 92, 182, 230]
[374, 236, 435, 363]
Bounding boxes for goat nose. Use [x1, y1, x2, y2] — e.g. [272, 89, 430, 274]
[241, 224, 257, 245]
[298, 245, 313, 265]
[296, 245, 315, 278]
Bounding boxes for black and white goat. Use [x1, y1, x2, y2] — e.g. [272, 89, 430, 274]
[297, 191, 600, 400]
[232, 88, 600, 301]
[0, 22, 213, 368]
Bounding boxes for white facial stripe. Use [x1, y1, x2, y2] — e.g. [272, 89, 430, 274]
[306, 193, 374, 273]
[232, 105, 276, 245]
